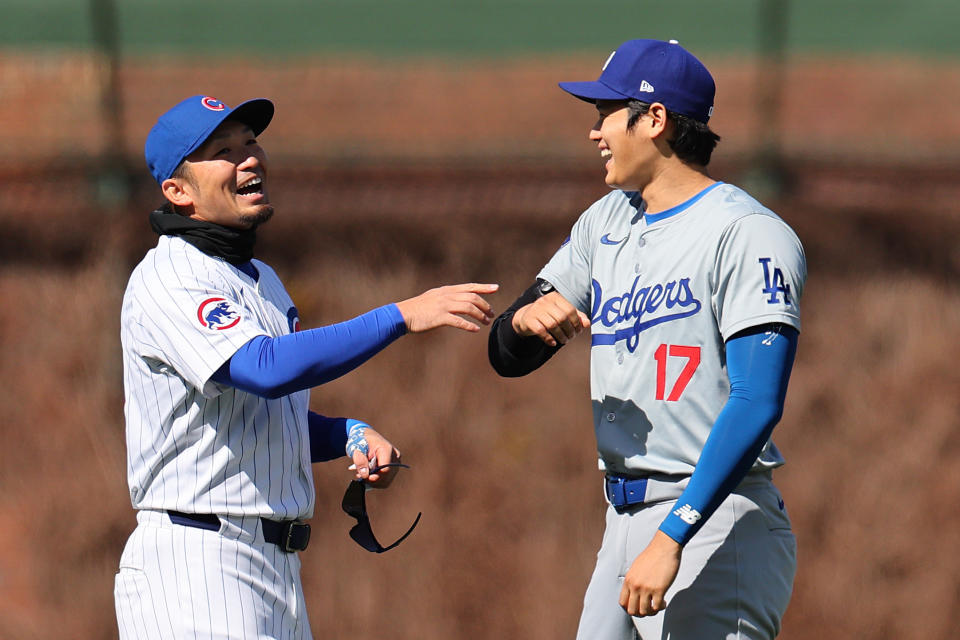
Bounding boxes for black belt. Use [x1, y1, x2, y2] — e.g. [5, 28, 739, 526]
[167, 510, 311, 553]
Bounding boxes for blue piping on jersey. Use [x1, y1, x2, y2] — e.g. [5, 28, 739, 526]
[235, 261, 259, 281]
[643, 181, 723, 225]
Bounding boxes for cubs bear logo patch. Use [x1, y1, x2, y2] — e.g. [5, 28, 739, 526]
[287, 306, 301, 333]
[197, 297, 241, 330]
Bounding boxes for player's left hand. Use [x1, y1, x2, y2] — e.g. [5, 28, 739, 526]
[619, 530, 682, 617]
[350, 428, 401, 488]
[512, 291, 591, 347]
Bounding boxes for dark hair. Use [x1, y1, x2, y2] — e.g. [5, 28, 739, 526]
[626, 100, 720, 166]
[169, 162, 192, 183]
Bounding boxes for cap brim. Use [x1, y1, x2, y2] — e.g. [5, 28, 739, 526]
[558, 80, 631, 104]
[228, 98, 274, 136]
[177, 98, 275, 168]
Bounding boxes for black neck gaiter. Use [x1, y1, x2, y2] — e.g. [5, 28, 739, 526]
[149, 204, 256, 265]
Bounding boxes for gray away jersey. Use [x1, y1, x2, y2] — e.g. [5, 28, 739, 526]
[120, 235, 314, 519]
[539, 182, 806, 477]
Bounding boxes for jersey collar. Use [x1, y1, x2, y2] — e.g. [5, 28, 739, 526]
[643, 181, 722, 226]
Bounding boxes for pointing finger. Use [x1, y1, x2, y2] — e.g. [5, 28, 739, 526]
[461, 283, 499, 294]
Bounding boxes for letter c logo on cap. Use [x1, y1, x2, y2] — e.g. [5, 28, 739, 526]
[201, 96, 226, 111]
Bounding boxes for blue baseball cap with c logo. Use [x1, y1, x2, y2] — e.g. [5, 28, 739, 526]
[144, 95, 274, 185]
[559, 39, 715, 123]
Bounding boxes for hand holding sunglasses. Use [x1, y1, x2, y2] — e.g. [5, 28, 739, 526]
[341, 461, 422, 553]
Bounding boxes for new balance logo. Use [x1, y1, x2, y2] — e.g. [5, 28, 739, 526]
[673, 504, 702, 525]
[639, 80, 655, 93]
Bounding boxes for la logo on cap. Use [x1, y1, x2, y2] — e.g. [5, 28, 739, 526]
[201, 96, 226, 111]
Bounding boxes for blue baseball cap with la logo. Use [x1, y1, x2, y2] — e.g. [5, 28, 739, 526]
[559, 39, 715, 123]
[144, 95, 274, 185]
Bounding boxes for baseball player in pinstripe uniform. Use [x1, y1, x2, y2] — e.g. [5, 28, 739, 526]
[489, 40, 806, 638]
[114, 95, 497, 639]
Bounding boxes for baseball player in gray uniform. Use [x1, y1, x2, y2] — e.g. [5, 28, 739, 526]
[488, 40, 806, 639]
[115, 94, 497, 639]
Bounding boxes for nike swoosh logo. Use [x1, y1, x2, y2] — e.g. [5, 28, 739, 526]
[600, 233, 624, 246]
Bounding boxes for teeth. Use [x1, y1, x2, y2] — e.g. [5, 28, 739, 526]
[600, 150, 612, 158]
[239, 176, 262, 189]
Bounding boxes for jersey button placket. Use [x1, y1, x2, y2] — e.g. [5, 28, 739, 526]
[635, 233, 647, 274]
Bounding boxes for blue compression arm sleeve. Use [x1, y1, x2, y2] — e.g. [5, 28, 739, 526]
[211, 304, 406, 399]
[658, 324, 799, 546]
[307, 414, 369, 462]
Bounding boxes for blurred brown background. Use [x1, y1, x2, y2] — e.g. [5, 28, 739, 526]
[1, 1, 959, 638]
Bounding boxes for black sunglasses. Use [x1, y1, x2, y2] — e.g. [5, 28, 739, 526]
[341, 462, 422, 553]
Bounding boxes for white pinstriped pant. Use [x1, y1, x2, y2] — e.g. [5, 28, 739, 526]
[114, 510, 312, 640]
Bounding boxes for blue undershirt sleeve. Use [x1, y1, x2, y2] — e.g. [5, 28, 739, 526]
[308, 412, 348, 462]
[307, 414, 369, 462]
[658, 324, 799, 546]
[210, 303, 406, 399]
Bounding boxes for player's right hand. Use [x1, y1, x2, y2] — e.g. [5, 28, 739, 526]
[619, 530, 682, 617]
[396, 283, 499, 333]
[512, 291, 591, 347]
[350, 427, 401, 488]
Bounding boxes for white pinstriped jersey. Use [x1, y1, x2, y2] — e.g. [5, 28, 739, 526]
[539, 182, 806, 477]
[120, 234, 314, 519]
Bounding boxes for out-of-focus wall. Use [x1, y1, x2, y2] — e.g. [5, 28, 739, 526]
[1, 3, 959, 639]
[2, 0, 959, 166]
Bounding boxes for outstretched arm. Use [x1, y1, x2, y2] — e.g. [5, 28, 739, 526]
[619, 323, 799, 617]
[212, 283, 498, 398]
[213, 304, 406, 398]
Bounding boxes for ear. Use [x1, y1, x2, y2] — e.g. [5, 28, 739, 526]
[646, 103, 670, 139]
[161, 176, 194, 208]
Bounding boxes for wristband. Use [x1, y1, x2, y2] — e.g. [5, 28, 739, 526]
[345, 419, 370, 458]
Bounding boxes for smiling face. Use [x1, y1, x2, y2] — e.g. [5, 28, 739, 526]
[589, 99, 663, 192]
[161, 119, 272, 229]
